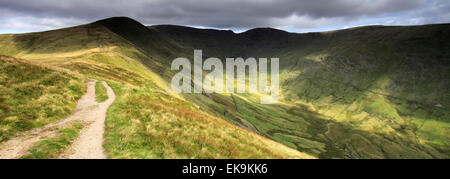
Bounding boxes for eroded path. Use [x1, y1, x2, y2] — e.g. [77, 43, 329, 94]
[60, 81, 115, 159]
[0, 79, 116, 159]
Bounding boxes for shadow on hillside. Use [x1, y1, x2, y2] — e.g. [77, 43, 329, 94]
[186, 92, 448, 159]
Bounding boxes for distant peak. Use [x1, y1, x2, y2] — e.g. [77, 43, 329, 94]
[150, 24, 235, 34]
[94, 16, 136, 23]
[93, 17, 144, 27]
[91, 17, 151, 48]
[242, 27, 288, 34]
[240, 27, 290, 40]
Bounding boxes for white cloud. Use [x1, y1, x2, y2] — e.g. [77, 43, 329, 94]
[0, 16, 86, 33]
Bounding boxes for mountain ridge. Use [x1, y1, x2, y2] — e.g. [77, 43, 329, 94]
[0, 17, 448, 158]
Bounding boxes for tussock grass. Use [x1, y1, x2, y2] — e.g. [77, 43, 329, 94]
[95, 81, 108, 102]
[21, 122, 83, 159]
[104, 82, 313, 159]
[0, 56, 86, 142]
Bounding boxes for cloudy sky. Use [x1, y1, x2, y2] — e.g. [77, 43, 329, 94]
[0, 0, 449, 34]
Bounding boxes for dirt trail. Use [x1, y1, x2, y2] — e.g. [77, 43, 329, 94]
[0, 79, 116, 159]
[60, 81, 115, 159]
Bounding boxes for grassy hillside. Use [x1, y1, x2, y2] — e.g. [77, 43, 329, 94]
[59, 60, 311, 158]
[104, 75, 310, 158]
[142, 22, 450, 158]
[0, 55, 85, 142]
[0, 17, 448, 158]
[0, 18, 313, 158]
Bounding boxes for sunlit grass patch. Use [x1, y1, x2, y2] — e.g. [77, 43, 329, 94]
[20, 122, 83, 159]
[104, 82, 312, 159]
[95, 81, 108, 102]
[0, 56, 86, 142]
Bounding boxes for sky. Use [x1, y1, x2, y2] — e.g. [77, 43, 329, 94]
[0, 0, 449, 34]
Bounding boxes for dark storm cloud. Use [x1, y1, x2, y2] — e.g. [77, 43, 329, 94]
[0, 0, 448, 32]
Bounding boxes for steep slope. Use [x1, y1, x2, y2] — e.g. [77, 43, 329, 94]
[141, 22, 450, 158]
[0, 18, 313, 159]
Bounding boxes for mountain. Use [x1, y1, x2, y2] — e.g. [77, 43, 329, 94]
[0, 17, 448, 158]
[0, 18, 312, 159]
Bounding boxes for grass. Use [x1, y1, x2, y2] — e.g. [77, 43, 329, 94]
[0, 55, 86, 142]
[104, 81, 312, 159]
[95, 81, 108, 102]
[53, 60, 313, 159]
[157, 23, 450, 158]
[0, 21, 315, 159]
[1, 17, 448, 158]
[20, 122, 83, 159]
